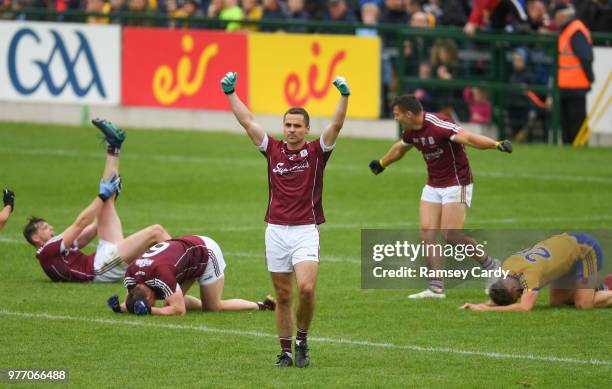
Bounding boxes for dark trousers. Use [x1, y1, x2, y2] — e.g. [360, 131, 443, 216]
[560, 95, 587, 145]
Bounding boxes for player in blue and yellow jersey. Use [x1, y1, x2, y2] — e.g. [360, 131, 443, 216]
[461, 232, 612, 311]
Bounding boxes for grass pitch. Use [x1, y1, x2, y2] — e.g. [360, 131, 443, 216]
[0, 122, 611, 387]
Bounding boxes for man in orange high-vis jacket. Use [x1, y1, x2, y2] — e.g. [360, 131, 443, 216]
[554, 4, 594, 145]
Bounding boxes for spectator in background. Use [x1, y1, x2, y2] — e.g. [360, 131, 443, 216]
[381, 0, 408, 24]
[552, 3, 594, 145]
[260, 0, 286, 32]
[407, 62, 435, 112]
[125, 0, 157, 26]
[464, 0, 528, 34]
[527, 0, 553, 32]
[356, 1, 379, 36]
[219, 0, 243, 31]
[2, 0, 46, 20]
[242, 0, 262, 31]
[207, 0, 222, 18]
[321, 0, 358, 34]
[577, 0, 612, 33]
[463, 87, 491, 125]
[107, 0, 128, 24]
[165, 0, 187, 28]
[305, 0, 326, 20]
[429, 38, 459, 116]
[506, 48, 537, 140]
[430, 38, 458, 80]
[285, 0, 308, 33]
[438, 0, 468, 27]
[403, 11, 432, 76]
[423, 0, 443, 21]
[85, 0, 109, 24]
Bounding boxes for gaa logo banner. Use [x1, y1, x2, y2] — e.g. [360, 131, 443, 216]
[0, 21, 120, 105]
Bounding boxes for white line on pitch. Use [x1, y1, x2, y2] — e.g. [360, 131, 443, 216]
[3, 147, 612, 184]
[0, 309, 609, 367]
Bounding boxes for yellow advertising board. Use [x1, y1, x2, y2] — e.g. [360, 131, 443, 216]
[248, 33, 380, 119]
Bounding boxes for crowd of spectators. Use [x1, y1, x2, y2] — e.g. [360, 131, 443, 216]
[1, 0, 610, 139]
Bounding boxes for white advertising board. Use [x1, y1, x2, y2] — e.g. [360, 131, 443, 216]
[0, 21, 120, 105]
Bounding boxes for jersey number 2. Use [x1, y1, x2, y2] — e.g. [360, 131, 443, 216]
[522, 246, 551, 263]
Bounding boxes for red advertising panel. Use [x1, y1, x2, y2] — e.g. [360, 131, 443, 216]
[122, 28, 247, 110]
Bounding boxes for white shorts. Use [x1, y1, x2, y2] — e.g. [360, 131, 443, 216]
[93, 240, 126, 283]
[265, 224, 320, 273]
[421, 184, 473, 207]
[197, 236, 227, 286]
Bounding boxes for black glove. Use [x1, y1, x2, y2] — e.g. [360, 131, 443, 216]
[3, 188, 15, 212]
[369, 160, 386, 175]
[496, 140, 512, 154]
[107, 295, 122, 313]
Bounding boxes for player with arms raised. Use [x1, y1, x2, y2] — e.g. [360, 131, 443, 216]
[221, 71, 350, 367]
[370, 95, 512, 298]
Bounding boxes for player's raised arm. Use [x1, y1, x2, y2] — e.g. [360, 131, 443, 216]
[322, 76, 350, 147]
[369, 141, 413, 175]
[62, 174, 120, 248]
[221, 71, 266, 147]
[452, 129, 513, 153]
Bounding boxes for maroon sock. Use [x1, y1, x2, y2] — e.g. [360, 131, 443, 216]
[296, 328, 308, 345]
[279, 336, 292, 354]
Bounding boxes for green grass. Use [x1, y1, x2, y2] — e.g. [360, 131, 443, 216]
[0, 121, 611, 388]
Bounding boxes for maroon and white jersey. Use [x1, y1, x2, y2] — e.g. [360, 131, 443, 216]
[36, 235, 95, 282]
[259, 134, 334, 225]
[124, 236, 210, 299]
[401, 112, 473, 188]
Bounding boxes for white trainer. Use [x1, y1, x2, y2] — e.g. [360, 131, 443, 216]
[408, 289, 446, 299]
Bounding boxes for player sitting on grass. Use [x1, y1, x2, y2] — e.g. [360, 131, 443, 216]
[0, 188, 15, 232]
[23, 119, 171, 283]
[107, 235, 276, 316]
[461, 232, 612, 311]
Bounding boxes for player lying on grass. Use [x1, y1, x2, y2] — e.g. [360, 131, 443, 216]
[0, 188, 15, 231]
[23, 119, 171, 282]
[461, 232, 612, 311]
[107, 235, 276, 316]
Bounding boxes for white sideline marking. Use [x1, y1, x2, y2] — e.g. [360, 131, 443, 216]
[0, 309, 610, 367]
[3, 146, 612, 184]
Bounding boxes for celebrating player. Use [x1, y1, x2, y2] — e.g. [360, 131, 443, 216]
[461, 232, 612, 311]
[221, 71, 350, 367]
[0, 188, 15, 232]
[23, 119, 171, 283]
[369, 94, 512, 299]
[107, 235, 276, 315]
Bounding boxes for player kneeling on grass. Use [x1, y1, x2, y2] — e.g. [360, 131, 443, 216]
[23, 119, 171, 283]
[107, 235, 276, 316]
[461, 232, 612, 311]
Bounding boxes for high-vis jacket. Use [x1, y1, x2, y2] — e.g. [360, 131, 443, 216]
[558, 19, 592, 89]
